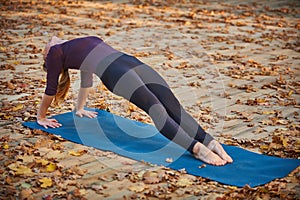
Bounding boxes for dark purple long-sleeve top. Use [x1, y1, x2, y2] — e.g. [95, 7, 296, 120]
[45, 36, 118, 95]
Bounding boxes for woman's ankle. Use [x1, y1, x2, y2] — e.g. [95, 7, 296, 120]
[192, 142, 201, 154]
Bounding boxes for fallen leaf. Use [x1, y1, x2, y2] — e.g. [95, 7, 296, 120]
[68, 166, 87, 176]
[73, 188, 87, 197]
[46, 162, 57, 172]
[176, 178, 193, 187]
[143, 171, 161, 184]
[12, 104, 23, 111]
[35, 159, 49, 166]
[69, 149, 87, 156]
[3, 142, 9, 149]
[19, 188, 33, 200]
[20, 182, 32, 189]
[17, 155, 35, 163]
[39, 177, 53, 188]
[128, 184, 147, 193]
[8, 163, 35, 176]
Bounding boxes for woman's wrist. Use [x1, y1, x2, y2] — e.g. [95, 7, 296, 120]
[36, 113, 46, 120]
[37, 116, 44, 121]
[75, 106, 84, 111]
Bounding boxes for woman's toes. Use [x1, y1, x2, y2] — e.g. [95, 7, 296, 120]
[193, 142, 227, 166]
[207, 140, 233, 163]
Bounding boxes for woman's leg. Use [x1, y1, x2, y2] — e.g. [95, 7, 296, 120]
[133, 64, 213, 145]
[98, 54, 232, 164]
[133, 65, 232, 163]
[98, 54, 211, 143]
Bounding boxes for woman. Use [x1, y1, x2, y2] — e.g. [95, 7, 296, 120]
[37, 36, 233, 166]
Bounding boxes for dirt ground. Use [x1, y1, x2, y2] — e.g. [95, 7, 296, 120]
[0, 0, 299, 199]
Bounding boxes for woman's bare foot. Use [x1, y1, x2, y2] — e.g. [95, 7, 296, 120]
[207, 140, 233, 163]
[193, 142, 226, 166]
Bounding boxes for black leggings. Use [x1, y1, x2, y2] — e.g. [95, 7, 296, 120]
[96, 53, 213, 153]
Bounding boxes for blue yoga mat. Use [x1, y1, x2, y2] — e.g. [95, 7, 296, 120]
[23, 109, 300, 187]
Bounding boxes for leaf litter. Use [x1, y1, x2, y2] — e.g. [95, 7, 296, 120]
[0, 0, 299, 199]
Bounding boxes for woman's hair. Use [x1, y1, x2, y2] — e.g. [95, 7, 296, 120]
[53, 68, 70, 106]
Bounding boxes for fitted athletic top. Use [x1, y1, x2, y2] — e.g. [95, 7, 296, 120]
[44, 36, 118, 95]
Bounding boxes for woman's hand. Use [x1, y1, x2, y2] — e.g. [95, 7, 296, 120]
[76, 109, 98, 118]
[37, 118, 62, 129]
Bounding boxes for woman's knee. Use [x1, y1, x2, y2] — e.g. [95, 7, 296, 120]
[148, 104, 168, 131]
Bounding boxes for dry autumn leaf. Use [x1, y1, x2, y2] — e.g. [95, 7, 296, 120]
[46, 162, 57, 172]
[3, 142, 9, 149]
[8, 163, 35, 176]
[39, 177, 53, 188]
[0, 0, 299, 199]
[176, 178, 193, 187]
[12, 104, 23, 111]
[19, 188, 33, 200]
[69, 149, 87, 156]
[128, 184, 147, 193]
[73, 188, 87, 197]
[142, 171, 161, 184]
[35, 159, 49, 166]
[17, 155, 35, 163]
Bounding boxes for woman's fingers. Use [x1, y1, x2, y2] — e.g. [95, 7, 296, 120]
[80, 110, 97, 118]
[87, 111, 98, 118]
[46, 119, 62, 128]
[38, 118, 61, 129]
[48, 122, 62, 128]
[49, 118, 58, 123]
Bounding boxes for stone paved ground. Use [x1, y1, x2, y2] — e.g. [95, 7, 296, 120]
[0, 0, 299, 199]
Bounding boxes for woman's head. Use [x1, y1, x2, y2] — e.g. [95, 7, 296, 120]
[43, 36, 68, 60]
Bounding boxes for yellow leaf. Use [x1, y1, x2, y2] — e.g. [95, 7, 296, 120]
[12, 104, 23, 111]
[69, 149, 86, 156]
[8, 163, 35, 176]
[262, 110, 276, 115]
[128, 184, 146, 192]
[270, 143, 282, 150]
[3, 115, 12, 120]
[36, 159, 49, 166]
[12, 60, 20, 65]
[39, 177, 53, 188]
[3, 143, 9, 149]
[176, 178, 193, 187]
[78, 189, 87, 196]
[276, 119, 288, 125]
[228, 186, 238, 190]
[280, 135, 288, 148]
[288, 90, 293, 96]
[256, 98, 267, 103]
[260, 145, 269, 150]
[46, 163, 57, 172]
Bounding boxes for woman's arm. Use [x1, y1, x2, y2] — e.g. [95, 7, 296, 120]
[37, 94, 62, 128]
[75, 87, 97, 118]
